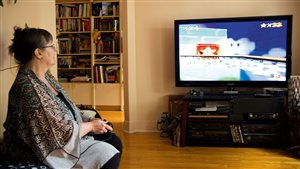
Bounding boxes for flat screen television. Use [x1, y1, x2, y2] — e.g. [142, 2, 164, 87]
[175, 15, 292, 88]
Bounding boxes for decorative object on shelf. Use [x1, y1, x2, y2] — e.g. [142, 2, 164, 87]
[0, 0, 17, 7]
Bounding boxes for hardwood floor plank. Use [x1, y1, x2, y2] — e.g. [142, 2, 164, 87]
[100, 111, 300, 169]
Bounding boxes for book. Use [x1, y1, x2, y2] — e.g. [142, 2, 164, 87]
[99, 65, 104, 83]
[113, 19, 119, 31]
[82, 19, 91, 31]
[94, 65, 99, 83]
[70, 76, 91, 82]
[92, 3, 102, 16]
[102, 2, 113, 16]
[112, 3, 118, 16]
[58, 56, 72, 68]
[230, 125, 244, 143]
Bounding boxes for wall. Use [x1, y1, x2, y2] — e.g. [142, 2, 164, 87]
[0, 0, 56, 139]
[123, 0, 300, 132]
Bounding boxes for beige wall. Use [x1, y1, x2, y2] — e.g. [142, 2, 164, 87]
[0, 0, 56, 139]
[123, 0, 300, 132]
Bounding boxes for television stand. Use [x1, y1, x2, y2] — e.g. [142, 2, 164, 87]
[180, 92, 285, 147]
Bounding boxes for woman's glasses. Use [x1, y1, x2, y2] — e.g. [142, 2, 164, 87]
[41, 44, 56, 50]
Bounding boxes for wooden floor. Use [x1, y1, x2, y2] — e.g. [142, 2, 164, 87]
[100, 111, 300, 169]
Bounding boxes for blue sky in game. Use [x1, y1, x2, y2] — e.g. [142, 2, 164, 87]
[179, 20, 288, 57]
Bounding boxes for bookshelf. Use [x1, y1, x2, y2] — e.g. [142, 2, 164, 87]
[56, 0, 122, 110]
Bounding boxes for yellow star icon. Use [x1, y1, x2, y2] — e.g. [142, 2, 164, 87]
[261, 23, 267, 28]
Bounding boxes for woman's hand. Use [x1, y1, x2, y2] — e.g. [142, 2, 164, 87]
[80, 118, 113, 137]
[90, 118, 113, 134]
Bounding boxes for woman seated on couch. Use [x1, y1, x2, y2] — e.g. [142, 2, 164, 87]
[0, 26, 122, 169]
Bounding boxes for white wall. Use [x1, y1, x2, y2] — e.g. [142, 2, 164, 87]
[0, 0, 56, 139]
[123, 0, 300, 132]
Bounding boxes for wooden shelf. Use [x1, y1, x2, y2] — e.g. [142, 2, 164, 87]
[56, 0, 122, 110]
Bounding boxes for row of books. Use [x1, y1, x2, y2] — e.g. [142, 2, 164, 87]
[56, 18, 91, 32]
[94, 19, 119, 31]
[92, 2, 119, 16]
[58, 55, 120, 68]
[93, 32, 120, 53]
[58, 69, 91, 82]
[58, 34, 91, 54]
[95, 39, 119, 54]
[58, 64, 120, 84]
[94, 65, 120, 83]
[58, 57, 91, 69]
[56, 3, 91, 17]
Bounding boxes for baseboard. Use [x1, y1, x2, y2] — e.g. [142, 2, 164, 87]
[96, 105, 121, 111]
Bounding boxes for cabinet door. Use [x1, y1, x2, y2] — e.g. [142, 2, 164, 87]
[60, 83, 73, 99]
[95, 83, 121, 106]
[72, 83, 93, 105]
[60, 83, 92, 105]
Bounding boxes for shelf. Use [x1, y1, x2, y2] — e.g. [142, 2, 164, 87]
[56, 0, 90, 4]
[94, 53, 119, 55]
[94, 62, 119, 65]
[93, 0, 120, 3]
[56, 16, 91, 19]
[58, 68, 91, 70]
[57, 32, 91, 34]
[188, 115, 229, 119]
[58, 53, 91, 55]
[93, 16, 119, 18]
[56, 0, 122, 110]
[94, 30, 120, 33]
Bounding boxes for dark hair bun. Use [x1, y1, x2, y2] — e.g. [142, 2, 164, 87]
[10, 27, 24, 62]
[8, 26, 53, 65]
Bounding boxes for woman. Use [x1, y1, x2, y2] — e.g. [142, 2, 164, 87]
[1, 26, 122, 169]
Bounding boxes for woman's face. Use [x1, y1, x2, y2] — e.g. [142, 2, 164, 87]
[40, 42, 57, 68]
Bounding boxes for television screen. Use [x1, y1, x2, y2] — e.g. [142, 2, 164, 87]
[175, 15, 292, 88]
